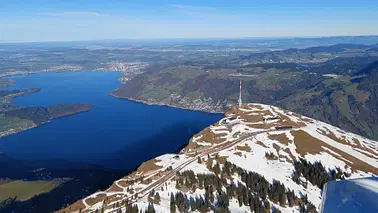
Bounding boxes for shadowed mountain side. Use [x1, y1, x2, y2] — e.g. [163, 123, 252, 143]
[101, 122, 213, 170]
[0, 153, 128, 213]
[1, 169, 127, 213]
[0, 152, 113, 180]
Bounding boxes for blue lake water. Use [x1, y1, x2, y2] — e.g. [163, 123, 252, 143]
[0, 72, 222, 170]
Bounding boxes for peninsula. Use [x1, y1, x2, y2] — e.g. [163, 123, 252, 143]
[0, 86, 93, 138]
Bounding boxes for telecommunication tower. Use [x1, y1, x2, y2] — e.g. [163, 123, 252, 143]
[238, 80, 242, 107]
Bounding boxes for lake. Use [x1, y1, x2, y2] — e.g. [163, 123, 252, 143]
[0, 72, 222, 170]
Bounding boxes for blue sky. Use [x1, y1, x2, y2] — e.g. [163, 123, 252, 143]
[1, 0, 377, 42]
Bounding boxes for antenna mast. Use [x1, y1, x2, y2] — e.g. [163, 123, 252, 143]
[238, 80, 242, 107]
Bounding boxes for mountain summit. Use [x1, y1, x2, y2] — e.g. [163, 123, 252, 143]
[60, 103, 378, 213]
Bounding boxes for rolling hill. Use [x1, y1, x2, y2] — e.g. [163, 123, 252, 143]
[111, 45, 378, 141]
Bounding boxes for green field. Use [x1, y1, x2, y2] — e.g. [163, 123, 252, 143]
[0, 180, 64, 202]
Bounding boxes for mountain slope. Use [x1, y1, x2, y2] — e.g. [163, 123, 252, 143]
[111, 46, 378, 141]
[59, 103, 378, 213]
[279, 59, 378, 140]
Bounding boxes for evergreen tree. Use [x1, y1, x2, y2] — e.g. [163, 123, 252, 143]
[192, 184, 197, 193]
[154, 192, 161, 203]
[216, 192, 230, 213]
[286, 190, 296, 207]
[279, 192, 287, 207]
[265, 201, 271, 213]
[294, 158, 335, 189]
[170, 193, 176, 213]
[147, 203, 155, 213]
[213, 163, 221, 175]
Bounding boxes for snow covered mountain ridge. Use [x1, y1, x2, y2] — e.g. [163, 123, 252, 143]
[59, 103, 378, 213]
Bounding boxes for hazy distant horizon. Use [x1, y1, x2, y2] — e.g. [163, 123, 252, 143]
[1, 0, 378, 43]
[2, 35, 378, 45]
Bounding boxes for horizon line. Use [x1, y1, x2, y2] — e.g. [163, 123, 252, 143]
[1, 34, 378, 45]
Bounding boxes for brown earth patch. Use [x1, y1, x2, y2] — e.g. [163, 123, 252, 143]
[106, 183, 123, 192]
[265, 152, 278, 160]
[117, 180, 130, 188]
[291, 130, 378, 175]
[283, 148, 297, 162]
[234, 152, 243, 157]
[98, 194, 124, 213]
[245, 110, 273, 122]
[279, 155, 292, 163]
[275, 111, 306, 128]
[352, 139, 378, 155]
[137, 158, 162, 173]
[185, 142, 201, 152]
[217, 156, 228, 164]
[268, 133, 291, 146]
[247, 104, 265, 110]
[318, 127, 349, 146]
[256, 141, 269, 148]
[107, 194, 122, 204]
[291, 113, 314, 123]
[141, 178, 153, 185]
[244, 109, 306, 129]
[55, 200, 86, 213]
[354, 148, 378, 161]
[318, 128, 378, 159]
[185, 128, 228, 152]
[247, 123, 270, 129]
[273, 143, 281, 154]
[226, 105, 273, 123]
[86, 193, 107, 206]
[236, 144, 252, 152]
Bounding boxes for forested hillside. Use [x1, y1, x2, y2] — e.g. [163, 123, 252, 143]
[113, 44, 378, 140]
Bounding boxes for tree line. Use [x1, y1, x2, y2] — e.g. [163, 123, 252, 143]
[171, 159, 317, 213]
[106, 158, 326, 213]
[292, 158, 349, 190]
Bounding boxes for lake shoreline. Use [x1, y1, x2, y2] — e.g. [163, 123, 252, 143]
[0, 69, 124, 78]
[110, 92, 225, 115]
[0, 104, 93, 139]
[1, 72, 222, 170]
